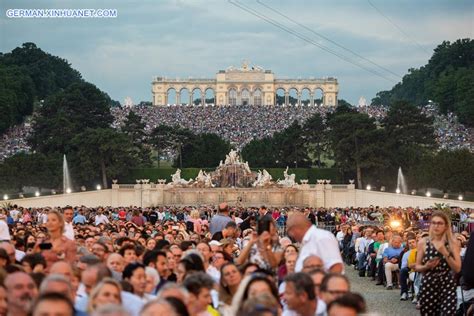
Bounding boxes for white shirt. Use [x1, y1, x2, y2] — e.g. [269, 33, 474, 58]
[95, 214, 109, 225]
[64, 221, 75, 240]
[0, 220, 10, 241]
[295, 225, 343, 273]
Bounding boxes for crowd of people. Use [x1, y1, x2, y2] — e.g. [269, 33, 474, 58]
[0, 203, 472, 316]
[1, 103, 472, 161]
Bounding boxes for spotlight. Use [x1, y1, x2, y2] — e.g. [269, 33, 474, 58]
[366, 185, 371, 191]
[411, 190, 417, 195]
[396, 188, 401, 194]
[458, 195, 463, 201]
[2, 194, 8, 200]
[35, 191, 40, 197]
[390, 220, 401, 229]
[96, 185, 102, 190]
[426, 191, 431, 197]
[66, 188, 72, 194]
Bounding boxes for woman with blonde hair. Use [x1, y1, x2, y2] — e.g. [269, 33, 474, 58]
[415, 211, 461, 315]
[187, 209, 202, 234]
[39, 209, 76, 269]
[87, 277, 122, 314]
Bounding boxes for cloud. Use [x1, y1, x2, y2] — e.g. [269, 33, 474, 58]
[1, 0, 472, 105]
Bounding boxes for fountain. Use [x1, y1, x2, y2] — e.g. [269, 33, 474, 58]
[63, 154, 72, 193]
[396, 167, 408, 194]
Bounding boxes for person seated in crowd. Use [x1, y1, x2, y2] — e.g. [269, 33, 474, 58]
[122, 262, 155, 302]
[32, 292, 75, 316]
[319, 273, 350, 312]
[87, 278, 122, 314]
[231, 273, 280, 315]
[399, 235, 417, 300]
[218, 263, 242, 313]
[283, 272, 319, 316]
[5, 271, 38, 316]
[382, 235, 404, 290]
[327, 293, 366, 316]
[182, 272, 215, 316]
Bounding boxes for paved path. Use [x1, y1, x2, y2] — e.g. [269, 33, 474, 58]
[345, 265, 418, 315]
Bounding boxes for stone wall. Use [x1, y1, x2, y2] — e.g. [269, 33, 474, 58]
[6, 183, 474, 209]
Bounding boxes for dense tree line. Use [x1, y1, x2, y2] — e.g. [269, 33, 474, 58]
[372, 39, 474, 126]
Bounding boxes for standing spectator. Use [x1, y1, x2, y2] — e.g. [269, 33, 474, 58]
[41, 210, 76, 269]
[209, 203, 232, 235]
[287, 213, 343, 273]
[415, 211, 461, 315]
[63, 206, 75, 241]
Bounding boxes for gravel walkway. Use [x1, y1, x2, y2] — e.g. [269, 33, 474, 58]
[345, 265, 418, 315]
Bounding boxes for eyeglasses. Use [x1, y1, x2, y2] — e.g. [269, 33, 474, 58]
[431, 221, 445, 226]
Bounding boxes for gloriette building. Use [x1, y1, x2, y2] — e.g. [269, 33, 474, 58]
[152, 62, 338, 106]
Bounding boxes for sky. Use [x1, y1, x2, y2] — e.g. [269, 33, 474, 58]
[1, 0, 473, 105]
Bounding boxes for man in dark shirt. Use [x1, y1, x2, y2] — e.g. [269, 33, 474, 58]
[212, 221, 237, 241]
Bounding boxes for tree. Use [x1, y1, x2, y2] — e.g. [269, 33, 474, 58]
[178, 133, 231, 168]
[273, 120, 310, 168]
[70, 128, 138, 188]
[303, 113, 327, 167]
[383, 101, 435, 169]
[0, 153, 61, 192]
[241, 137, 277, 167]
[121, 110, 151, 166]
[327, 111, 386, 188]
[29, 81, 113, 154]
[430, 149, 474, 193]
[371, 39, 474, 126]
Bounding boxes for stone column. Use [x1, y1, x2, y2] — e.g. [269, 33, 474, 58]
[284, 92, 289, 106]
[176, 92, 181, 105]
[189, 94, 193, 106]
[310, 93, 314, 107]
[297, 93, 302, 106]
[201, 92, 206, 106]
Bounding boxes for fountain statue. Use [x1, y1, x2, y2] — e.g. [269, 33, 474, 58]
[277, 166, 296, 187]
[397, 167, 408, 194]
[253, 169, 273, 187]
[169, 169, 192, 186]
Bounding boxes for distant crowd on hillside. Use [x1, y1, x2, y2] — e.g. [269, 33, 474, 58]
[1, 104, 472, 161]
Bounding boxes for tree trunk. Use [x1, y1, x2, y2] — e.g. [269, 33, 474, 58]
[101, 159, 108, 189]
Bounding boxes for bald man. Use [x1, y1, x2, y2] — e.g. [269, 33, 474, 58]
[287, 212, 343, 273]
[209, 202, 232, 235]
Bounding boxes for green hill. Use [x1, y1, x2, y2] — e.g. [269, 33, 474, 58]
[372, 38, 474, 126]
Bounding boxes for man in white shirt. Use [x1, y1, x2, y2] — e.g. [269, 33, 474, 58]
[287, 212, 343, 273]
[95, 210, 110, 225]
[63, 206, 75, 240]
[0, 213, 11, 241]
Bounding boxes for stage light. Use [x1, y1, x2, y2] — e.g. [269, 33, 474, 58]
[426, 191, 431, 197]
[96, 185, 102, 190]
[396, 188, 400, 194]
[35, 191, 40, 197]
[366, 185, 371, 191]
[458, 195, 463, 201]
[66, 188, 72, 194]
[2, 194, 8, 200]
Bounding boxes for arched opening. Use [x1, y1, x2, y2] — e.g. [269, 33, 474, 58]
[314, 88, 324, 106]
[229, 88, 237, 106]
[167, 88, 177, 105]
[301, 88, 311, 106]
[241, 88, 250, 105]
[205, 88, 215, 105]
[192, 88, 202, 106]
[253, 88, 262, 106]
[180, 88, 190, 105]
[289, 88, 298, 106]
[275, 88, 285, 106]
